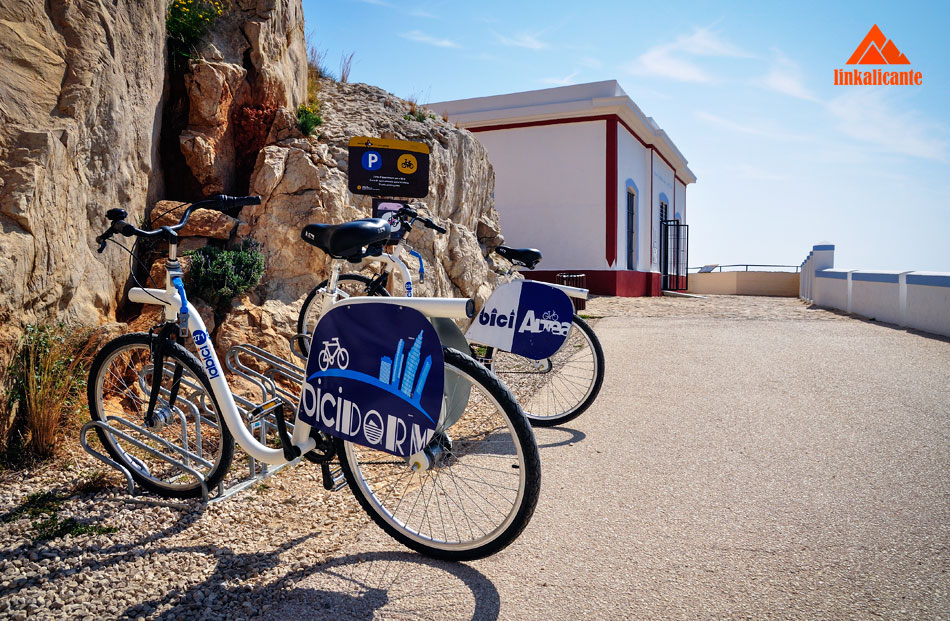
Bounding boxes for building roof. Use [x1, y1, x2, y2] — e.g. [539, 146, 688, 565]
[430, 80, 697, 185]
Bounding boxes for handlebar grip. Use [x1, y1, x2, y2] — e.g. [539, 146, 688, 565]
[426, 220, 447, 234]
[213, 195, 262, 209]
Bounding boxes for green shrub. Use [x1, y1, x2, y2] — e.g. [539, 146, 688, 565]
[296, 103, 323, 136]
[186, 239, 266, 307]
[166, 0, 227, 61]
[2, 323, 92, 463]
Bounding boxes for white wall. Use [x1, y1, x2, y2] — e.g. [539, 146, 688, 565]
[473, 121, 606, 272]
[905, 274, 950, 336]
[814, 271, 849, 309]
[850, 273, 903, 325]
[802, 245, 950, 337]
[616, 125, 650, 272]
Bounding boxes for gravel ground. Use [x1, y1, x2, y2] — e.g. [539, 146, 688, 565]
[1, 294, 948, 619]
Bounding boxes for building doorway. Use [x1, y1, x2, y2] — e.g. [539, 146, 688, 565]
[626, 189, 637, 270]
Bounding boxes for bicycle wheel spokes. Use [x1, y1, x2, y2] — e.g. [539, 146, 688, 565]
[340, 350, 539, 560]
[93, 339, 227, 494]
[491, 316, 603, 426]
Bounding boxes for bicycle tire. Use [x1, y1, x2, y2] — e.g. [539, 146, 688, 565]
[491, 314, 605, 427]
[336, 347, 541, 561]
[87, 333, 235, 498]
[297, 274, 390, 358]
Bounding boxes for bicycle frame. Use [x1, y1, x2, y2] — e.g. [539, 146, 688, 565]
[352, 241, 590, 302]
[131, 256, 472, 466]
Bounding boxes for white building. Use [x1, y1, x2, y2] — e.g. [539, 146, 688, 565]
[432, 80, 696, 296]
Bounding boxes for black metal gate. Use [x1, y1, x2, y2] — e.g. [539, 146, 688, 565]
[660, 220, 689, 291]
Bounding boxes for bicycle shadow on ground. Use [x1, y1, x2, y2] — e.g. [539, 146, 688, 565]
[120, 548, 501, 621]
[533, 425, 586, 449]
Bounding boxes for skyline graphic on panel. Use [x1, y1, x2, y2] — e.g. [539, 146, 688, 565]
[378, 330, 432, 406]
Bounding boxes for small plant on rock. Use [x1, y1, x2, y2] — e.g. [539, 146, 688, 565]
[185, 238, 265, 308]
[404, 99, 434, 123]
[166, 0, 227, 61]
[296, 102, 323, 136]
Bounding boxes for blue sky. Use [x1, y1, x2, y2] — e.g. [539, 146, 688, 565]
[303, 0, 950, 272]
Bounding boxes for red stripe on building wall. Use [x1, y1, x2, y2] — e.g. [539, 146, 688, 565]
[467, 115, 614, 134]
[606, 118, 618, 267]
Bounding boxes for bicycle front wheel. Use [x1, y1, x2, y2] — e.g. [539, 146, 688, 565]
[297, 274, 389, 358]
[337, 347, 541, 561]
[87, 333, 235, 498]
[491, 314, 605, 427]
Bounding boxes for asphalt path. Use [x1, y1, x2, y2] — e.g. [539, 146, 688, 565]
[269, 300, 950, 619]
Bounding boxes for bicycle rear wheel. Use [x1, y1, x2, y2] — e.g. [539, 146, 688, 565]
[490, 314, 604, 427]
[297, 274, 389, 358]
[87, 333, 235, 498]
[336, 347, 541, 561]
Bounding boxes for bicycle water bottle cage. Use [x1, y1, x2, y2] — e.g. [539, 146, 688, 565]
[495, 245, 543, 269]
[301, 218, 391, 262]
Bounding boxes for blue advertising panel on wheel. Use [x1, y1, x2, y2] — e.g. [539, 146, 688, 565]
[297, 302, 444, 457]
[465, 280, 574, 360]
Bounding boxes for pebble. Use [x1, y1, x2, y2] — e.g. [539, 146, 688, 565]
[0, 452, 367, 618]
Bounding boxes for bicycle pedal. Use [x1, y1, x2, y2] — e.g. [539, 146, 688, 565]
[320, 462, 347, 492]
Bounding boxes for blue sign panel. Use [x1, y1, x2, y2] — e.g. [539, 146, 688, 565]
[297, 302, 444, 457]
[465, 280, 575, 360]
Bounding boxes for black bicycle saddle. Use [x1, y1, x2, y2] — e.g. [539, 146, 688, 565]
[301, 218, 392, 260]
[495, 245, 543, 269]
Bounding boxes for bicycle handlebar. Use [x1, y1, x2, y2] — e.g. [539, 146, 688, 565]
[394, 205, 447, 236]
[95, 195, 262, 253]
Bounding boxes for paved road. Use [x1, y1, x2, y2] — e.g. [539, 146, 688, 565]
[271, 299, 950, 619]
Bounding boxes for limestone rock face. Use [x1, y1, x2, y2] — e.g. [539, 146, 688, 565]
[0, 0, 307, 356]
[225, 80, 505, 352]
[0, 0, 503, 366]
[177, 0, 306, 196]
[0, 0, 168, 355]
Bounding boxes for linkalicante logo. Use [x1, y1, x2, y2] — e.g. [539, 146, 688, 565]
[834, 24, 921, 86]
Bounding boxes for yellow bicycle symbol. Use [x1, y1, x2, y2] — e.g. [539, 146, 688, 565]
[397, 154, 417, 174]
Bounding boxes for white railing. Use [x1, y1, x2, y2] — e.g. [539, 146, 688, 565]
[799, 244, 950, 337]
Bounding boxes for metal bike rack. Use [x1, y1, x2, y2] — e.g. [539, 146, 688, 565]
[80, 338, 344, 504]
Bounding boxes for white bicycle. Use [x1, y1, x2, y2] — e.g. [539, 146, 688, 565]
[87, 197, 541, 561]
[297, 205, 605, 427]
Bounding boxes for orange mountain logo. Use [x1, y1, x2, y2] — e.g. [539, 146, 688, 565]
[847, 24, 909, 65]
[835, 25, 921, 86]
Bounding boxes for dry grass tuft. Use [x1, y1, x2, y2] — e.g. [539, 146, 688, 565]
[2, 324, 94, 463]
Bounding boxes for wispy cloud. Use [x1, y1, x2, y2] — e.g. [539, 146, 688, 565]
[399, 30, 459, 48]
[356, 0, 391, 6]
[494, 31, 548, 50]
[762, 49, 818, 101]
[540, 71, 579, 86]
[827, 89, 948, 161]
[624, 26, 751, 83]
[694, 111, 813, 142]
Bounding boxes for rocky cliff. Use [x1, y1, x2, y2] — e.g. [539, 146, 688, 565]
[0, 0, 502, 360]
[216, 79, 505, 359]
[0, 0, 168, 353]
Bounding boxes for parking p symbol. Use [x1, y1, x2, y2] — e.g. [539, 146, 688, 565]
[362, 150, 382, 171]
